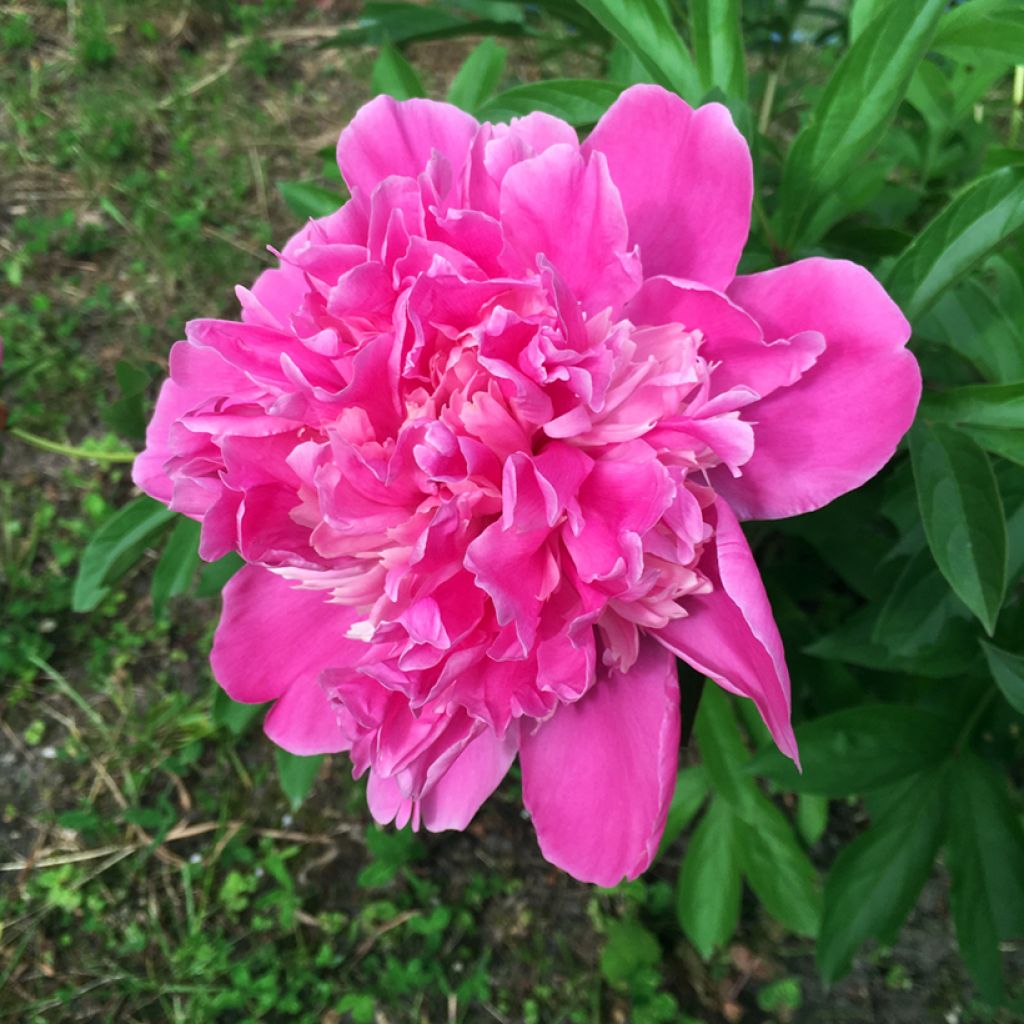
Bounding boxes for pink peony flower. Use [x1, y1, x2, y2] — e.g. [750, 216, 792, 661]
[134, 85, 920, 885]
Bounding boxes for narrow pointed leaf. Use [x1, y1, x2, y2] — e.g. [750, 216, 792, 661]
[575, 0, 700, 102]
[980, 641, 1024, 714]
[736, 791, 821, 937]
[910, 422, 1007, 635]
[277, 181, 344, 220]
[887, 167, 1024, 322]
[476, 79, 624, 127]
[446, 37, 507, 112]
[150, 517, 201, 619]
[817, 770, 947, 984]
[688, 0, 746, 99]
[776, 0, 946, 247]
[371, 43, 425, 100]
[946, 753, 1024, 1002]
[73, 497, 177, 612]
[677, 799, 741, 959]
[921, 382, 1024, 431]
[275, 750, 325, 813]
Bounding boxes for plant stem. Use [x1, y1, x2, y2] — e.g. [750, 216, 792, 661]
[954, 687, 998, 755]
[7, 427, 137, 464]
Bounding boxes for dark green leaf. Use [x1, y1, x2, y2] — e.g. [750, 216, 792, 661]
[73, 497, 177, 612]
[817, 769, 947, 983]
[660, 764, 710, 852]
[600, 919, 662, 986]
[371, 43, 425, 100]
[446, 37, 507, 112]
[676, 799, 741, 959]
[959, 425, 1024, 469]
[980, 641, 1024, 714]
[688, 0, 746, 99]
[575, 0, 700, 102]
[276, 181, 344, 220]
[476, 79, 624, 127]
[922, 382, 1024, 431]
[910, 421, 1007, 635]
[796, 794, 829, 846]
[749, 705, 958, 797]
[776, 0, 946, 247]
[694, 685, 759, 819]
[195, 552, 244, 598]
[212, 686, 265, 737]
[150, 517, 201, 619]
[330, 2, 522, 46]
[946, 753, 1024, 1001]
[275, 750, 324, 812]
[933, 0, 1024, 65]
[887, 167, 1024, 321]
[736, 791, 821, 937]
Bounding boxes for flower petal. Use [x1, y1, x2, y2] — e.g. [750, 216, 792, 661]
[499, 144, 641, 313]
[720, 258, 920, 519]
[419, 726, 519, 832]
[520, 639, 680, 886]
[583, 84, 752, 289]
[337, 94, 478, 199]
[625, 276, 825, 398]
[655, 498, 798, 762]
[210, 566, 363, 752]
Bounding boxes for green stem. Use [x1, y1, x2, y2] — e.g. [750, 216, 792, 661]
[7, 427, 137, 464]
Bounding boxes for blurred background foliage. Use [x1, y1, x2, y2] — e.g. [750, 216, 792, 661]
[1, 1, 1023, 1022]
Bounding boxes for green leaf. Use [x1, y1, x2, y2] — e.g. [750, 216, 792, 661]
[475, 79, 624, 127]
[276, 181, 344, 220]
[331, 2, 523, 46]
[776, 0, 946, 247]
[212, 687, 265, 737]
[600, 919, 662, 986]
[575, 0, 700, 102]
[959, 425, 1024, 469]
[946, 753, 1024, 1002]
[933, 0, 1024, 65]
[446, 37, 507, 112]
[676, 799, 741, 959]
[371, 43, 425, 100]
[150, 517, 201, 620]
[749, 705, 958, 797]
[817, 769, 947, 984]
[980, 641, 1024, 714]
[73, 497, 177, 612]
[921, 382, 1024, 431]
[887, 167, 1024, 322]
[796, 794, 829, 846]
[848, 0, 888, 41]
[660, 764, 710, 852]
[694, 685, 759, 819]
[910, 421, 1007, 635]
[275, 750, 324, 813]
[195, 551, 244, 598]
[736, 791, 821, 937]
[688, 0, 745, 99]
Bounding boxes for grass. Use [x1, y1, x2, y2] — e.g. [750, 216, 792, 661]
[1, 3, 1018, 1023]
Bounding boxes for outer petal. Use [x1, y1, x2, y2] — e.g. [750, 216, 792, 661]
[132, 379, 195, 505]
[520, 639, 680, 886]
[337, 94, 478, 198]
[419, 726, 519, 831]
[210, 565, 363, 753]
[654, 498, 798, 761]
[583, 84, 752, 289]
[720, 258, 920, 519]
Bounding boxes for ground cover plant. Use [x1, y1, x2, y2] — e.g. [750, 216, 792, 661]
[1, 1, 1023, 1022]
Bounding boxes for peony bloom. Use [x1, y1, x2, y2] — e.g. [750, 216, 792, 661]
[134, 85, 920, 885]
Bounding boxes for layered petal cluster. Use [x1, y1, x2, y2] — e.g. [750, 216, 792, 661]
[135, 85, 920, 885]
